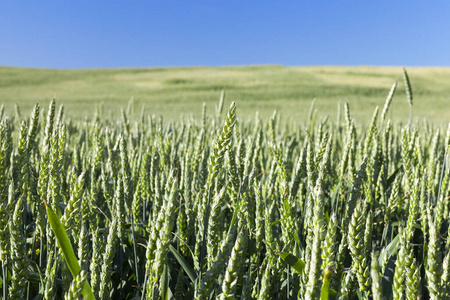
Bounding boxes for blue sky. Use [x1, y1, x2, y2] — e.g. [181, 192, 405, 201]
[1, 1, 450, 68]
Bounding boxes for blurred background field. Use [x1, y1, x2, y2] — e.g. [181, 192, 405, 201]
[1, 65, 449, 124]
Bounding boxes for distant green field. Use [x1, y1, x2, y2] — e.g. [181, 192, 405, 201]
[1, 65, 449, 123]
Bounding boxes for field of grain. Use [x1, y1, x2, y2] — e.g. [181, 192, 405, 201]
[0, 68, 449, 299]
[1, 66, 450, 123]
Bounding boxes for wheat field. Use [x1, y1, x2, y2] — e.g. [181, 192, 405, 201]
[0, 69, 449, 299]
[1, 65, 450, 123]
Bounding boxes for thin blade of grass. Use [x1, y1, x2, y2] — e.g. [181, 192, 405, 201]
[276, 252, 305, 275]
[44, 199, 95, 300]
[320, 269, 333, 300]
[169, 245, 197, 283]
[160, 264, 169, 300]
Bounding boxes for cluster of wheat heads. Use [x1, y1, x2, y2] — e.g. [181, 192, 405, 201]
[1, 73, 450, 299]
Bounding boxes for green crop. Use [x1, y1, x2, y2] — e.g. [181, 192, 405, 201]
[0, 70, 449, 299]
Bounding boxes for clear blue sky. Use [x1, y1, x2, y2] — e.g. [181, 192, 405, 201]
[1, 1, 450, 68]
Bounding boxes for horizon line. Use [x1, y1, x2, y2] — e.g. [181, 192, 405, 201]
[1, 64, 450, 71]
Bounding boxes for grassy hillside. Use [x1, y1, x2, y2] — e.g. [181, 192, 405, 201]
[1, 65, 450, 123]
